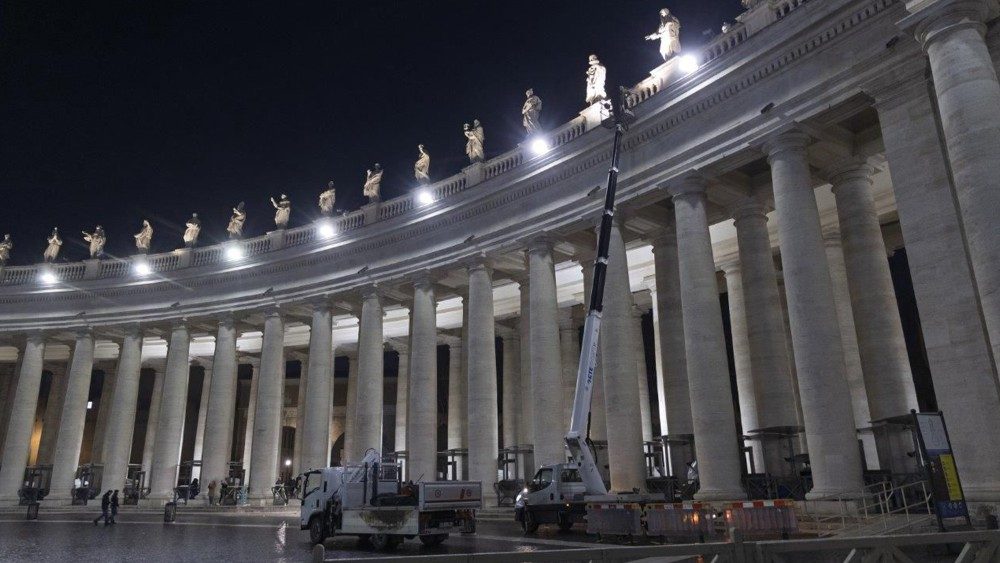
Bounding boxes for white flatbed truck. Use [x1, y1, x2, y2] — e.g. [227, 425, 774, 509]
[300, 449, 481, 550]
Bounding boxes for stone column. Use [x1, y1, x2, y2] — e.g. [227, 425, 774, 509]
[343, 353, 358, 462]
[721, 260, 763, 472]
[292, 355, 308, 476]
[394, 347, 409, 453]
[631, 303, 653, 443]
[407, 274, 438, 482]
[353, 287, 384, 460]
[874, 70, 1000, 500]
[0, 333, 45, 503]
[498, 326, 520, 452]
[908, 0, 1000, 364]
[0, 362, 16, 463]
[191, 361, 213, 478]
[146, 324, 191, 503]
[764, 131, 864, 497]
[824, 231, 879, 468]
[599, 222, 647, 493]
[650, 226, 694, 477]
[446, 337, 466, 479]
[241, 359, 260, 482]
[101, 325, 144, 493]
[558, 308, 580, 434]
[248, 310, 285, 502]
[527, 238, 565, 466]
[36, 363, 67, 465]
[829, 160, 919, 419]
[90, 364, 116, 464]
[517, 281, 536, 454]
[48, 329, 95, 503]
[201, 316, 239, 494]
[301, 303, 333, 474]
[141, 360, 166, 479]
[466, 258, 499, 502]
[670, 176, 744, 500]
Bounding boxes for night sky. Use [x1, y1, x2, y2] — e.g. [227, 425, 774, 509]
[1, 0, 744, 265]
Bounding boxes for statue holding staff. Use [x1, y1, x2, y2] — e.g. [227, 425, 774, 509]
[43, 228, 62, 262]
[522, 89, 542, 134]
[271, 194, 291, 229]
[318, 182, 336, 215]
[227, 202, 246, 239]
[645, 8, 682, 61]
[585, 54, 607, 105]
[83, 226, 106, 258]
[363, 164, 383, 202]
[414, 145, 430, 184]
[464, 122, 484, 163]
[134, 220, 153, 253]
[0, 234, 12, 265]
[183, 213, 201, 248]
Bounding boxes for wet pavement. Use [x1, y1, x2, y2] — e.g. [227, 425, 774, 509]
[0, 508, 608, 562]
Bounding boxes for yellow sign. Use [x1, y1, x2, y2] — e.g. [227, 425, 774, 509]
[939, 454, 963, 501]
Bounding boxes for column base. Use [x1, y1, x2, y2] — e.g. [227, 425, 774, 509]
[138, 495, 174, 508]
[41, 493, 76, 506]
[963, 485, 1000, 503]
[0, 494, 24, 507]
[693, 488, 746, 502]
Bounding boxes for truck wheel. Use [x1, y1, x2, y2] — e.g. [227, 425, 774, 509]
[521, 510, 539, 534]
[419, 533, 448, 547]
[557, 513, 574, 531]
[370, 533, 398, 551]
[308, 517, 327, 545]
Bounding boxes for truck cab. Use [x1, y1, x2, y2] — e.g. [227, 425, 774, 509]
[514, 462, 590, 532]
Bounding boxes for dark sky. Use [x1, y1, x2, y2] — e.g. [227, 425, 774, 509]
[1, 1, 744, 264]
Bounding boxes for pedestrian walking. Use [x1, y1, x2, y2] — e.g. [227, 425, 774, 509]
[208, 479, 217, 506]
[92, 490, 112, 525]
[110, 490, 119, 524]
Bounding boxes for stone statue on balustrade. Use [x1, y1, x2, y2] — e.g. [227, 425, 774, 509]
[0, 234, 12, 266]
[319, 183, 336, 215]
[271, 194, 291, 229]
[464, 121, 485, 163]
[227, 202, 246, 239]
[585, 54, 607, 105]
[43, 228, 62, 262]
[134, 220, 153, 253]
[522, 89, 542, 134]
[83, 226, 106, 258]
[363, 164, 383, 202]
[414, 145, 430, 184]
[645, 9, 681, 61]
[183, 213, 201, 248]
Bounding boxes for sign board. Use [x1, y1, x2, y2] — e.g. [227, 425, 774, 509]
[912, 412, 970, 528]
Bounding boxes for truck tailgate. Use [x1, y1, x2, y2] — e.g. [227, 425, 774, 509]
[418, 481, 482, 510]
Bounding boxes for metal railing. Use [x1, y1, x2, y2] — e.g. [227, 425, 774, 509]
[801, 479, 934, 537]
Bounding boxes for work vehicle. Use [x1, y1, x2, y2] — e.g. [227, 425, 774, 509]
[516, 88, 653, 535]
[300, 449, 481, 550]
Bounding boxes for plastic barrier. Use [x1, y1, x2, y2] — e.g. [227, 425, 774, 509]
[724, 499, 798, 538]
[644, 501, 716, 542]
[586, 502, 643, 537]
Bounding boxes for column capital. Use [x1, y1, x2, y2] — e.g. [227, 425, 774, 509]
[120, 322, 143, 338]
[463, 254, 493, 273]
[761, 127, 811, 162]
[666, 171, 710, 199]
[359, 284, 384, 302]
[901, 0, 993, 49]
[630, 302, 647, 319]
[827, 158, 875, 192]
[494, 324, 518, 340]
[719, 259, 742, 276]
[411, 269, 436, 289]
[731, 199, 771, 225]
[642, 274, 657, 294]
[261, 307, 284, 320]
[865, 57, 932, 111]
[525, 234, 558, 255]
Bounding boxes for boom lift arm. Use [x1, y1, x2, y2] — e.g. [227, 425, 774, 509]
[564, 88, 635, 496]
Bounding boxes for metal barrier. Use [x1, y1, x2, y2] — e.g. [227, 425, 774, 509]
[585, 502, 643, 538]
[644, 501, 716, 542]
[724, 500, 798, 538]
[802, 479, 934, 537]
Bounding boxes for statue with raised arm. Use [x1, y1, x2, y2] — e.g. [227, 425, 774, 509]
[363, 164, 383, 201]
[43, 228, 62, 262]
[585, 54, 607, 105]
[134, 220, 153, 253]
[645, 8, 681, 61]
[522, 89, 543, 134]
[0, 234, 12, 265]
[227, 202, 246, 239]
[271, 194, 291, 229]
[318, 182, 336, 215]
[464, 122, 484, 163]
[183, 213, 201, 248]
[414, 145, 430, 184]
[83, 226, 106, 258]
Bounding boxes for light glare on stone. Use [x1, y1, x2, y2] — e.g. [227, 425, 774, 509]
[417, 189, 435, 205]
[39, 271, 58, 285]
[678, 54, 699, 74]
[318, 221, 336, 238]
[225, 245, 244, 261]
[134, 261, 152, 277]
[530, 138, 550, 155]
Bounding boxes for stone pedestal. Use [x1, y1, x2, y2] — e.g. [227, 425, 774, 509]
[463, 162, 485, 187]
[361, 201, 381, 226]
[83, 258, 101, 280]
[267, 229, 286, 251]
